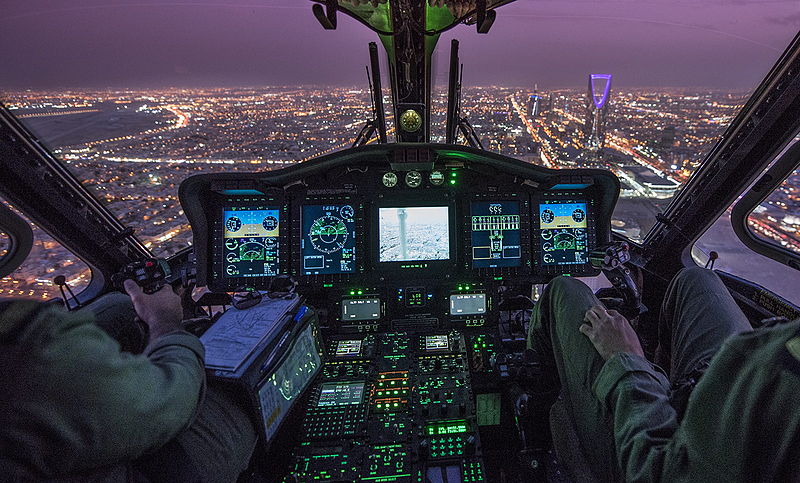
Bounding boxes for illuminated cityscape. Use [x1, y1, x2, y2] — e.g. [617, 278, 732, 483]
[0, 85, 797, 300]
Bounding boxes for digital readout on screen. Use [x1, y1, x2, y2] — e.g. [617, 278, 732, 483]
[378, 206, 450, 262]
[424, 420, 469, 435]
[470, 201, 522, 268]
[317, 381, 365, 407]
[335, 339, 362, 357]
[222, 207, 280, 278]
[301, 204, 357, 275]
[341, 298, 381, 321]
[425, 335, 450, 352]
[449, 294, 487, 315]
[538, 201, 589, 266]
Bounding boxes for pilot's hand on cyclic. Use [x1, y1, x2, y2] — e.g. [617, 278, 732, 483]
[124, 280, 184, 342]
[579, 305, 644, 361]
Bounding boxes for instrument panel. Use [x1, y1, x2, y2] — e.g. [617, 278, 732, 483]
[181, 144, 618, 293]
[180, 144, 619, 481]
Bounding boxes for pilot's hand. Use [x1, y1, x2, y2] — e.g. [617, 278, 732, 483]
[124, 280, 183, 342]
[579, 305, 644, 361]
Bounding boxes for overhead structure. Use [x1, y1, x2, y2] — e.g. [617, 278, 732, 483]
[310, 0, 516, 142]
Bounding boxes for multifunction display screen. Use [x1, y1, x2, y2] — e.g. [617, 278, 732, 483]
[424, 335, 450, 352]
[378, 206, 450, 262]
[335, 340, 363, 357]
[538, 201, 589, 265]
[470, 201, 522, 268]
[223, 207, 280, 277]
[317, 381, 366, 407]
[341, 298, 381, 321]
[301, 204, 357, 275]
[450, 294, 487, 315]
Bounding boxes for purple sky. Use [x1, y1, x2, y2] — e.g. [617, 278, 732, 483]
[0, 0, 797, 90]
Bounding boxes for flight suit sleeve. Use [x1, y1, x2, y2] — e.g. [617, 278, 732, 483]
[13, 307, 206, 476]
[592, 353, 683, 483]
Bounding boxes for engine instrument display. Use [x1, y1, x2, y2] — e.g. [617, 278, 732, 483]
[223, 207, 280, 278]
[302, 204, 357, 275]
[379, 206, 450, 262]
[341, 298, 381, 321]
[450, 294, 487, 315]
[470, 201, 521, 268]
[318, 381, 366, 407]
[538, 201, 589, 265]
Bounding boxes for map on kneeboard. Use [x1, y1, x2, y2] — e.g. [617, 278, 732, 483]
[200, 294, 300, 372]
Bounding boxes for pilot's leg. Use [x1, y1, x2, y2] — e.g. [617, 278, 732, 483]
[172, 385, 258, 483]
[528, 276, 619, 482]
[134, 384, 258, 483]
[656, 267, 752, 383]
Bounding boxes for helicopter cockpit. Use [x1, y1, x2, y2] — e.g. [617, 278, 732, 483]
[1, 1, 800, 482]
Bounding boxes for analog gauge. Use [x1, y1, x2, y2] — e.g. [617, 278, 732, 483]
[572, 209, 586, 223]
[225, 216, 242, 232]
[382, 172, 398, 188]
[225, 239, 239, 250]
[262, 216, 278, 232]
[575, 228, 586, 240]
[405, 170, 422, 188]
[541, 209, 555, 224]
[542, 242, 554, 252]
[340, 205, 355, 220]
[226, 265, 239, 276]
[226, 252, 239, 263]
[541, 229, 553, 240]
[429, 170, 444, 186]
[309, 215, 348, 254]
[399, 109, 422, 132]
[264, 237, 278, 247]
[543, 254, 555, 264]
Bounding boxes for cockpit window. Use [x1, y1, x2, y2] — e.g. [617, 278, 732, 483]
[747, 166, 800, 255]
[0, 0, 797, 290]
[0, 202, 91, 300]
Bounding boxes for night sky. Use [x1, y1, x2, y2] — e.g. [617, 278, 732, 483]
[0, 0, 797, 89]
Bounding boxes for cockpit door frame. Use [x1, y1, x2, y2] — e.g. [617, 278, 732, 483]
[0, 104, 153, 301]
[729, 137, 800, 271]
[644, 32, 800, 278]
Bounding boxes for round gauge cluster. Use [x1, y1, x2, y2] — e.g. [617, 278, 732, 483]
[381, 170, 447, 188]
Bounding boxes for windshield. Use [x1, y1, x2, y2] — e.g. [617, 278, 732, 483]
[1, 0, 797, 294]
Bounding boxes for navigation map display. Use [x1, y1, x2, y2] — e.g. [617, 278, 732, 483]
[302, 204, 357, 275]
[223, 207, 280, 278]
[538, 201, 589, 265]
[257, 324, 320, 442]
[470, 201, 522, 268]
[379, 206, 450, 262]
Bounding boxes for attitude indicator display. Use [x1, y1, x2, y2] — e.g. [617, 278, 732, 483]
[223, 207, 280, 278]
[302, 204, 357, 275]
[470, 201, 522, 268]
[538, 201, 589, 266]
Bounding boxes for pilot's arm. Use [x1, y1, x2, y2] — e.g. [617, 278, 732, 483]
[0, 282, 204, 478]
[580, 305, 682, 482]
